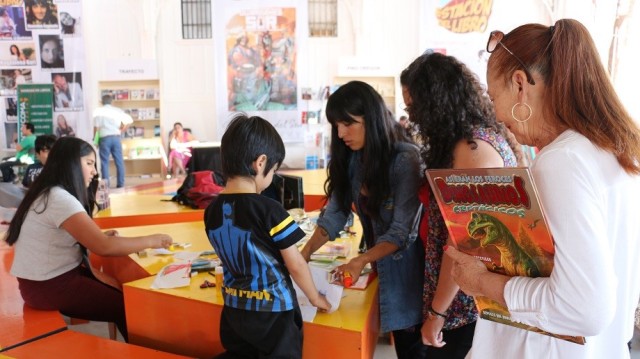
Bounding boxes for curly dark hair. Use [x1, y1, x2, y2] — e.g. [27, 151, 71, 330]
[400, 52, 511, 168]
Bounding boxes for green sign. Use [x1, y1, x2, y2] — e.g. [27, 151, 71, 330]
[17, 83, 54, 140]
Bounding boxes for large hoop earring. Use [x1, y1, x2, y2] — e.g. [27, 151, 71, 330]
[511, 103, 532, 123]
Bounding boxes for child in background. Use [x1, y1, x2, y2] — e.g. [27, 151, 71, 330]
[22, 134, 56, 188]
[205, 114, 331, 358]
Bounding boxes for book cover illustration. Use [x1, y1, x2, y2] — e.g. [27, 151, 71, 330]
[114, 89, 129, 100]
[426, 167, 585, 345]
[130, 89, 144, 100]
[145, 88, 159, 100]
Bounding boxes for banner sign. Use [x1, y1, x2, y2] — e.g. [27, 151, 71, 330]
[17, 83, 54, 138]
[213, 0, 308, 142]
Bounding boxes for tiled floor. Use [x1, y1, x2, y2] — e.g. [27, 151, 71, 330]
[67, 319, 398, 358]
[69, 319, 640, 358]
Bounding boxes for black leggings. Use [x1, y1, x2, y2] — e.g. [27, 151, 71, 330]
[392, 323, 426, 359]
[424, 321, 476, 359]
[392, 321, 476, 359]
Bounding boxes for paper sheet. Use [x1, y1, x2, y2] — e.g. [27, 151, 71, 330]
[151, 263, 192, 289]
[150, 248, 173, 256]
[292, 263, 343, 322]
[174, 251, 202, 261]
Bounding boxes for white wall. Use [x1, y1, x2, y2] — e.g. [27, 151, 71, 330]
[81, 0, 638, 160]
[82, 0, 420, 146]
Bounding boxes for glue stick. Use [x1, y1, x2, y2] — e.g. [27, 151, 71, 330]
[214, 266, 224, 296]
[343, 271, 353, 288]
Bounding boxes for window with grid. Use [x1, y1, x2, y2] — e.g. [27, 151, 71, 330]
[309, 0, 337, 37]
[181, 0, 212, 39]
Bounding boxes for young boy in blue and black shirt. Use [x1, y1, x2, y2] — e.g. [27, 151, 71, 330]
[22, 134, 57, 188]
[205, 114, 331, 358]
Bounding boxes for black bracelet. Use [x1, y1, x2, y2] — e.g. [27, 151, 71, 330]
[429, 306, 447, 319]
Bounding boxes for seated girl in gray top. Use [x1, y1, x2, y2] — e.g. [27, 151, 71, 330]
[5, 137, 172, 342]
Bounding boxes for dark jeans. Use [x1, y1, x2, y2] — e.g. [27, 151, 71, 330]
[17, 265, 128, 342]
[0, 160, 20, 182]
[424, 321, 476, 359]
[392, 321, 476, 359]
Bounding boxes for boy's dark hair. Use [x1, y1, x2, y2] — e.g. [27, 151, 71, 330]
[23, 122, 35, 133]
[35, 134, 57, 153]
[221, 114, 285, 178]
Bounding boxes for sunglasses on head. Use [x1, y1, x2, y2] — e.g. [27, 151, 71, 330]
[486, 30, 536, 85]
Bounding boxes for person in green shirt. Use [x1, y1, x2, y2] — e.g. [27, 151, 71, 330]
[16, 123, 36, 163]
[1, 123, 36, 183]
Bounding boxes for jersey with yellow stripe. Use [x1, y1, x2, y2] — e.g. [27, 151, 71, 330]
[204, 193, 305, 312]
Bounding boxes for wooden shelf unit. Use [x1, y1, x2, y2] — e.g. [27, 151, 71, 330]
[98, 80, 166, 177]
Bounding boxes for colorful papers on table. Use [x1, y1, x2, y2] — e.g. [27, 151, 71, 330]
[149, 248, 173, 256]
[151, 263, 192, 289]
[310, 254, 337, 263]
[174, 251, 201, 261]
[315, 242, 350, 258]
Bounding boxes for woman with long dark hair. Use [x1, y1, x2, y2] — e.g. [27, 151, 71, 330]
[25, 0, 57, 26]
[301, 81, 426, 358]
[9, 44, 25, 61]
[5, 137, 172, 341]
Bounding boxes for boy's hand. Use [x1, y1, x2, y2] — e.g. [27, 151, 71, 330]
[311, 293, 331, 312]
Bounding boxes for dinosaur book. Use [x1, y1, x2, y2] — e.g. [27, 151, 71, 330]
[426, 167, 585, 345]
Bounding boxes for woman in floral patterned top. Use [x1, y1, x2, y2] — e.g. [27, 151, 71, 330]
[400, 52, 522, 359]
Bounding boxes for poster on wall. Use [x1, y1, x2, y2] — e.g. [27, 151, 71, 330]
[16, 83, 53, 137]
[0, 0, 85, 153]
[419, 0, 527, 83]
[420, 0, 631, 81]
[213, 0, 308, 142]
[419, 0, 638, 119]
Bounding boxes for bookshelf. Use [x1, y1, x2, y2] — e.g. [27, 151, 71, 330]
[98, 79, 166, 177]
[333, 76, 396, 111]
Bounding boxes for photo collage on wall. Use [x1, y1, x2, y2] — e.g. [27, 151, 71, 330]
[0, 0, 84, 151]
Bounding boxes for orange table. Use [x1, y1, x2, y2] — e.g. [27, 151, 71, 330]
[93, 194, 203, 229]
[93, 170, 327, 228]
[0, 242, 67, 352]
[90, 221, 208, 284]
[124, 271, 379, 359]
[99, 220, 379, 358]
